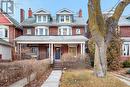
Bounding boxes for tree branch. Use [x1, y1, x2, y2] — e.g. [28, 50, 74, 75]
[112, 1, 130, 21]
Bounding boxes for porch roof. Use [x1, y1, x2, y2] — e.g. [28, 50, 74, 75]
[15, 35, 88, 44]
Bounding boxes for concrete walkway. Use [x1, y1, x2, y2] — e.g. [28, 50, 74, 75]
[113, 74, 130, 86]
[41, 70, 62, 87]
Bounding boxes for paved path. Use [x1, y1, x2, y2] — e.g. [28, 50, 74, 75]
[113, 74, 130, 86]
[41, 70, 62, 87]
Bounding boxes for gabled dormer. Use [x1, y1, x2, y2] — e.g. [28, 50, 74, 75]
[33, 9, 51, 23]
[56, 8, 74, 23]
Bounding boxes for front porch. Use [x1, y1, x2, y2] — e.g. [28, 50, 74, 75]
[15, 36, 88, 64]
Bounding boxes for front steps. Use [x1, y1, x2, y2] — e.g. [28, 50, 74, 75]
[53, 60, 62, 70]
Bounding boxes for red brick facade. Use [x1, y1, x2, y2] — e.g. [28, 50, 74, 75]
[120, 26, 130, 37]
[23, 26, 85, 35]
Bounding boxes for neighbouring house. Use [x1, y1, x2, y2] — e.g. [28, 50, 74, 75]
[119, 15, 130, 61]
[0, 39, 13, 61]
[15, 8, 88, 63]
[0, 11, 23, 60]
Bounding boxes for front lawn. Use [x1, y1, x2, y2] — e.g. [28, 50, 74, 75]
[60, 70, 130, 87]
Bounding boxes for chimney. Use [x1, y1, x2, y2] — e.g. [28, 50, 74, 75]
[28, 8, 32, 18]
[20, 9, 25, 23]
[79, 9, 82, 17]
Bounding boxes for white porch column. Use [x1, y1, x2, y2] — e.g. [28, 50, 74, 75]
[51, 43, 54, 64]
[49, 44, 51, 58]
[81, 43, 83, 55]
[19, 44, 22, 60]
[83, 43, 85, 55]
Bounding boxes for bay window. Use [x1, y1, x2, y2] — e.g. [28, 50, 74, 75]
[35, 26, 49, 35]
[58, 26, 72, 35]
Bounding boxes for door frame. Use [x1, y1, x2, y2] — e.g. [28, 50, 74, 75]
[55, 47, 61, 60]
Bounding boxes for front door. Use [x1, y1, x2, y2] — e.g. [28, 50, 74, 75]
[55, 47, 61, 60]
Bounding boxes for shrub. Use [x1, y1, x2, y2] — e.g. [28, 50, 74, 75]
[0, 59, 50, 86]
[126, 69, 130, 74]
[61, 53, 91, 69]
[123, 60, 130, 68]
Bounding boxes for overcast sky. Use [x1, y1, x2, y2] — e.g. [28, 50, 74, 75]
[9, 0, 130, 22]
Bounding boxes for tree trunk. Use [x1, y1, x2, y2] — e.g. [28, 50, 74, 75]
[94, 40, 107, 77]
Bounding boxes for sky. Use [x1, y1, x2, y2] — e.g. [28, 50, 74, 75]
[7, 0, 130, 22]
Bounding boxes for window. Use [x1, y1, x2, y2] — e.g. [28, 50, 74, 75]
[58, 26, 72, 35]
[43, 16, 47, 22]
[123, 44, 130, 56]
[68, 47, 77, 56]
[37, 15, 42, 22]
[37, 15, 48, 23]
[61, 16, 64, 22]
[63, 28, 67, 35]
[32, 47, 39, 56]
[59, 15, 70, 23]
[35, 26, 49, 35]
[76, 29, 81, 34]
[27, 29, 31, 35]
[66, 16, 70, 22]
[0, 28, 8, 38]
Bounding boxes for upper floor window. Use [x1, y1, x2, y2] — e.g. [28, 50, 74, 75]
[76, 29, 81, 34]
[59, 15, 71, 23]
[36, 15, 48, 23]
[0, 26, 8, 38]
[27, 29, 31, 35]
[37, 15, 42, 22]
[58, 26, 72, 35]
[35, 26, 49, 35]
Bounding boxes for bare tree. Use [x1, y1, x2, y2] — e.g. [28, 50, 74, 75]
[88, 0, 130, 77]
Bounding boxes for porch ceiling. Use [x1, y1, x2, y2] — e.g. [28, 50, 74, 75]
[15, 35, 88, 44]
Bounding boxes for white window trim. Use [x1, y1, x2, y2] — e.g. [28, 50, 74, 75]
[59, 15, 71, 23]
[0, 25, 9, 40]
[122, 42, 130, 56]
[27, 29, 32, 35]
[58, 26, 72, 35]
[36, 15, 48, 23]
[76, 28, 81, 34]
[35, 26, 49, 35]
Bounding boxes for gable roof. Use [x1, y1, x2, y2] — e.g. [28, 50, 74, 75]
[56, 8, 74, 15]
[0, 11, 20, 27]
[33, 9, 51, 15]
[118, 16, 130, 26]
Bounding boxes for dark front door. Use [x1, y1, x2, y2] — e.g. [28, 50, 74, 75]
[55, 47, 60, 59]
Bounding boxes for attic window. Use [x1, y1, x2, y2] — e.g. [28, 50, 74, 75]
[36, 15, 48, 23]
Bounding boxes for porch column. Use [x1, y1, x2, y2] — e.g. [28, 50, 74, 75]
[83, 43, 85, 55]
[19, 43, 22, 60]
[80, 43, 83, 55]
[49, 44, 51, 58]
[51, 43, 53, 64]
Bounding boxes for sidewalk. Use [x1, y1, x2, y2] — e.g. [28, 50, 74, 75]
[41, 70, 62, 87]
[113, 74, 130, 86]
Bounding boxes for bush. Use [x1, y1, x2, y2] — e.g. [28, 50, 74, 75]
[123, 60, 130, 68]
[0, 59, 50, 86]
[126, 69, 130, 74]
[61, 53, 91, 69]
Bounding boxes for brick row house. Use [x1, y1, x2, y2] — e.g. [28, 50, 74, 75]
[119, 16, 130, 61]
[0, 11, 22, 60]
[15, 8, 88, 63]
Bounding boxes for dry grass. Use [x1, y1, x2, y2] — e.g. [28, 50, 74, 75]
[0, 59, 50, 86]
[60, 70, 130, 87]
